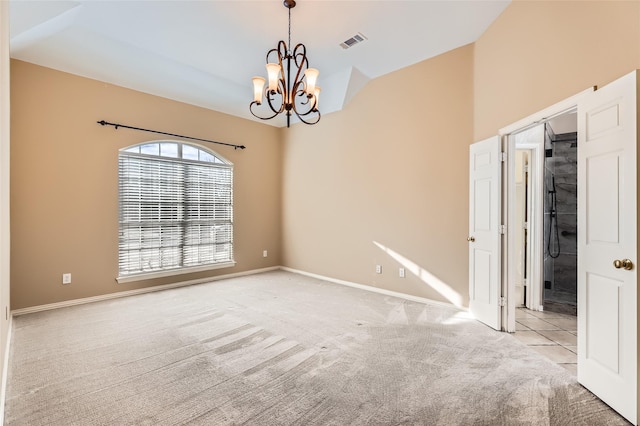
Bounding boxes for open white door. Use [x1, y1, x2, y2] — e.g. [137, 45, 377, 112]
[469, 136, 502, 330]
[577, 71, 637, 425]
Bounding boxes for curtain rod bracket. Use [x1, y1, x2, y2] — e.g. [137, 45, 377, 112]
[96, 120, 246, 150]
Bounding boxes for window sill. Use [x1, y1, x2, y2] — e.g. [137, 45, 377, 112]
[116, 261, 236, 284]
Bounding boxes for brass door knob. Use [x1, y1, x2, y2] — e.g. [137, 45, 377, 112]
[467, 236, 475, 242]
[613, 259, 633, 270]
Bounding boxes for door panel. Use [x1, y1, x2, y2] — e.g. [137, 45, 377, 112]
[469, 136, 501, 330]
[578, 70, 637, 425]
[586, 153, 621, 243]
[473, 249, 492, 303]
[585, 273, 621, 372]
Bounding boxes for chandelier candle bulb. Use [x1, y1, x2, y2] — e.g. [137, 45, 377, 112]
[252, 76, 266, 103]
[304, 68, 319, 95]
[266, 63, 281, 92]
[313, 86, 320, 109]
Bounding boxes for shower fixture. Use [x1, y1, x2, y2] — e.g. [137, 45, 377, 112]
[547, 175, 560, 259]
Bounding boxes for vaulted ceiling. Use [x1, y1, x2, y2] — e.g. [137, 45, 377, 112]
[9, 0, 510, 127]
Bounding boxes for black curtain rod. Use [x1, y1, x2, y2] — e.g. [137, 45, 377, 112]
[97, 120, 246, 150]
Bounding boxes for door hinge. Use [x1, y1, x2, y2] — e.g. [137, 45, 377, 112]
[499, 225, 506, 235]
[499, 297, 506, 307]
[523, 222, 528, 230]
[501, 152, 507, 162]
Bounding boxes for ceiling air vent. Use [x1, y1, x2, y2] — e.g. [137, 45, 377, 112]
[340, 32, 368, 50]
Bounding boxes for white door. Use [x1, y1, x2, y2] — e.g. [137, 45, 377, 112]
[577, 71, 637, 425]
[469, 136, 502, 330]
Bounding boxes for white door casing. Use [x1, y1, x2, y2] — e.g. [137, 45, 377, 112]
[469, 136, 502, 330]
[577, 70, 637, 425]
[510, 125, 545, 317]
[501, 91, 592, 334]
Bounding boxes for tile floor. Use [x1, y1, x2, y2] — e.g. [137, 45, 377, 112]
[514, 307, 577, 375]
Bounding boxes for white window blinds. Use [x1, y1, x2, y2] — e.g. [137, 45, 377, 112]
[118, 142, 233, 278]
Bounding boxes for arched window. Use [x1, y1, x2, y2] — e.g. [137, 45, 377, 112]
[117, 141, 234, 282]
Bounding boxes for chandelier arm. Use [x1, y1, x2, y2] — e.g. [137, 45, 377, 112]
[289, 43, 312, 118]
[290, 89, 309, 116]
[275, 41, 288, 65]
[260, 41, 288, 116]
[291, 82, 318, 117]
[250, 101, 283, 121]
[276, 41, 289, 105]
[293, 109, 321, 125]
[266, 84, 286, 114]
[296, 98, 319, 115]
[292, 43, 309, 71]
[267, 41, 288, 93]
[292, 44, 308, 95]
[265, 48, 276, 65]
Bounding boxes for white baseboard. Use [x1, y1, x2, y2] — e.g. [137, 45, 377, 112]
[13, 265, 465, 317]
[280, 267, 468, 312]
[12, 266, 280, 316]
[0, 314, 12, 426]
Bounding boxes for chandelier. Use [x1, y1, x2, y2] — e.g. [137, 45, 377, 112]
[250, 0, 321, 127]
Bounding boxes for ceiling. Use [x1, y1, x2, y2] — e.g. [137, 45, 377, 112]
[9, 0, 510, 127]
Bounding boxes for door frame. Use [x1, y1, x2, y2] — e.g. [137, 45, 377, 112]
[512, 148, 533, 308]
[499, 88, 594, 332]
[511, 129, 545, 311]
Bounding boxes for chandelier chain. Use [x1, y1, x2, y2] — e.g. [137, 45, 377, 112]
[288, 6, 291, 53]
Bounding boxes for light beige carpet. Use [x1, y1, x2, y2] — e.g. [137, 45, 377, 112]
[4, 270, 629, 425]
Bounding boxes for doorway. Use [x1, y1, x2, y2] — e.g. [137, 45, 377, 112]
[502, 91, 587, 334]
[508, 111, 578, 374]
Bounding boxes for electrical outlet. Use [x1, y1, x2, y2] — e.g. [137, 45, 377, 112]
[399, 268, 405, 278]
[62, 273, 71, 285]
[263, 250, 268, 258]
[375, 265, 382, 274]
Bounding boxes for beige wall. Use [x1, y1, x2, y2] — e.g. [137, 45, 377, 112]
[10, 60, 283, 309]
[474, 0, 640, 140]
[282, 45, 474, 307]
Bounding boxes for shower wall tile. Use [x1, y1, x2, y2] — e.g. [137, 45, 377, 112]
[553, 254, 577, 294]
[554, 174, 575, 185]
[554, 161, 577, 177]
[544, 256, 554, 287]
[553, 141, 576, 156]
[555, 183, 577, 214]
[556, 213, 577, 255]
